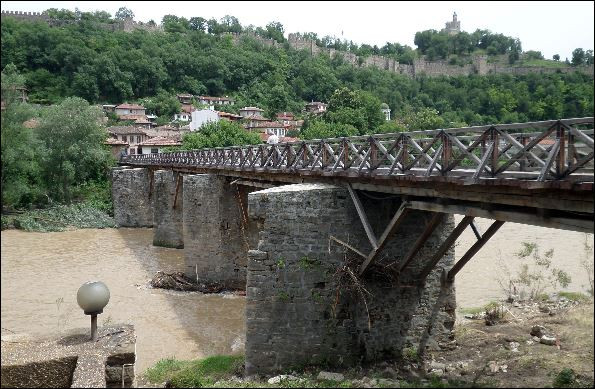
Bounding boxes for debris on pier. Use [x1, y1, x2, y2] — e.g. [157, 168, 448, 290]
[149, 271, 223, 293]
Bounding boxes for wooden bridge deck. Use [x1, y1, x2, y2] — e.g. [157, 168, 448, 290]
[120, 118, 594, 233]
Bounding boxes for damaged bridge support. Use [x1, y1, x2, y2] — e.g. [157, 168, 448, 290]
[153, 170, 184, 249]
[245, 183, 456, 376]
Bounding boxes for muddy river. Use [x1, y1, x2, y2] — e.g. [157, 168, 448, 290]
[1, 222, 592, 372]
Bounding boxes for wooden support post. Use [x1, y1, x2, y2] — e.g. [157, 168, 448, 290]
[490, 128, 499, 177]
[347, 184, 378, 250]
[173, 173, 183, 209]
[470, 221, 481, 241]
[441, 133, 451, 174]
[556, 122, 566, 178]
[370, 137, 378, 170]
[359, 202, 410, 276]
[418, 216, 475, 282]
[396, 212, 444, 275]
[447, 220, 505, 282]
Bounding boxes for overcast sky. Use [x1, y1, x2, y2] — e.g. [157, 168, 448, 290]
[2, 1, 593, 59]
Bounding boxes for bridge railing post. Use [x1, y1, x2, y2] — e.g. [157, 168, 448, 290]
[556, 121, 566, 178]
[490, 127, 499, 177]
[441, 131, 451, 174]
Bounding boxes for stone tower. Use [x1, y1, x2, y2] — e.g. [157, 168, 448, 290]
[443, 12, 461, 35]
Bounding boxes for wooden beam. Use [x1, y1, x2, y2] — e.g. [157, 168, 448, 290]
[470, 221, 482, 241]
[418, 215, 475, 281]
[408, 200, 593, 233]
[538, 139, 560, 181]
[173, 173, 183, 209]
[396, 212, 444, 274]
[358, 202, 410, 275]
[329, 235, 367, 259]
[347, 184, 378, 249]
[447, 220, 505, 282]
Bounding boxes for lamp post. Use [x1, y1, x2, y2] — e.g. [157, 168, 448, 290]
[76, 281, 110, 341]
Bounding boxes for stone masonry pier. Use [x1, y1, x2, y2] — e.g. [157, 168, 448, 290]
[111, 167, 153, 228]
[153, 170, 184, 248]
[245, 183, 455, 375]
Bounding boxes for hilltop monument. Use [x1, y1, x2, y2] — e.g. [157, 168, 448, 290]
[443, 12, 461, 35]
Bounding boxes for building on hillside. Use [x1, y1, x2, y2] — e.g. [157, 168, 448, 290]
[276, 112, 294, 122]
[217, 111, 243, 121]
[102, 104, 117, 114]
[115, 103, 146, 118]
[196, 96, 234, 106]
[239, 106, 265, 118]
[276, 112, 303, 132]
[176, 93, 194, 104]
[173, 104, 196, 122]
[190, 109, 220, 131]
[103, 138, 129, 159]
[138, 136, 182, 154]
[106, 126, 148, 155]
[245, 120, 290, 138]
[304, 101, 327, 114]
[443, 12, 461, 35]
[259, 133, 299, 144]
[144, 124, 189, 141]
[381, 103, 391, 121]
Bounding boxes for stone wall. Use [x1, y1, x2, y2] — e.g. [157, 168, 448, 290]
[245, 183, 456, 375]
[111, 167, 153, 228]
[152, 170, 184, 249]
[182, 174, 258, 289]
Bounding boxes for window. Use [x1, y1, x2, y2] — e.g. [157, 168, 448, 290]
[137, 136, 141, 143]
[130, 149, 135, 155]
[122, 135, 127, 142]
[151, 148, 159, 154]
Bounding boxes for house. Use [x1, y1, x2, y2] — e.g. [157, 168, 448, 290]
[138, 136, 182, 155]
[259, 133, 299, 144]
[102, 104, 117, 114]
[103, 138, 129, 159]
[245, 121, 290, 138]
[217, 111, 243, 121]
[190, 109, 220, 131]
[173, 104, 196, 122]
[115, 103, 146, 118]
[304, 101, 327, 114]
[196, 96, 234, 106]
[276, 112, 303, 132]
[239, 106, 265, 118]
[144, 124, 189, 141]
[176, 93, 194, 104]
[134, 117, 153, 129]
[381, 103, 391, 121]
[106, 126, 148, 155]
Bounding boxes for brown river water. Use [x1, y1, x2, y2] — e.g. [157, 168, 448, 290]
[1, 222, 592, 372]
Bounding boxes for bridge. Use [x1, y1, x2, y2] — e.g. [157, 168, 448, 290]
[113, 118, 594, 375]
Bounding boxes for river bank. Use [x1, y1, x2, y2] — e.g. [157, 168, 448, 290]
[1, 203, 115, 232]
[138, 298, 594, 388]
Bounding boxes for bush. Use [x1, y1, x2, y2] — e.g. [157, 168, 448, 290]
[144, 355, 244, 387]
[553, 368, 577, 388]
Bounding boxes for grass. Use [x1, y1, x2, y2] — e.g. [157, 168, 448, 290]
[558, 292, 590, 302]
[144, 355, 244, 387]
[1, 203, 116, 232]
[515, 59, 568, 68]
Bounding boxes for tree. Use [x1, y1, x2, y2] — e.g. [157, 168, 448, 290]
[115, 7, 134, 20]
[572, 48, 585, 66]
[1, 64, 43, 208]
[586, 50, 594, 65]
[36, 97, 113, 203]
[553, 54, 560, 61]
[180, 120, 261, 149]
[265, 21, 285, 42]
[189, 17, 207, 31]
[140, 91, 181, 118]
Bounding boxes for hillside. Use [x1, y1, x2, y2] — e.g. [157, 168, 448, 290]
[1, 11, 593, 128]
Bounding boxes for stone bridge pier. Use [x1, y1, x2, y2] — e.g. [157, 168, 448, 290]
[112, 168, 457, 375]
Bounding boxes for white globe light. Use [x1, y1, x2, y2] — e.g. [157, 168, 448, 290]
[77, 281, 110, 315]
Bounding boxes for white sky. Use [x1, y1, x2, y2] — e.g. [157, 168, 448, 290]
[1, 1, 593, 59]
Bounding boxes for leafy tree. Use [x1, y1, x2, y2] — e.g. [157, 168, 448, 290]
[553, 54, 560, 61]
[300, 119, 358, 140]
[572, 48, 585, 66]
[1, 64, 43, 208]
[586, 50, 594, 65]
[140, 91, 181, 118]
[36, 97, 113, 203]
[180, 120, 260, 149]
[525, 50, 544, 60]
[115, 7, 134, 20]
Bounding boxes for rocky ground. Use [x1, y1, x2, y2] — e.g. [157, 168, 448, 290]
[138, 295, 594, 388]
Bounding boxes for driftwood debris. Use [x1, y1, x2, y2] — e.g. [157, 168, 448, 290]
[150, 271, 223, 293]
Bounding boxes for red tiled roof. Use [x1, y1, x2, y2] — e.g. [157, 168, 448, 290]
[138, 136, 182, 146]
[217, 111, 243, 119]
[177, 93, 193, 98]
[276, 112, 295, 120]
[180, 104, 196, 114]
[198, 96, 234, 102]
[118, 114, 149, 121]
[116, 103, 145, 110]
[104, 138, 129, 146]
[240, 106, 264, 112]
[245, 121, 287, 129]
[259, 133, 299, 143]
[107, 126, 147, 135]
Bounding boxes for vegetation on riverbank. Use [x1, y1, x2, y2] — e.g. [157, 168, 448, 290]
[141, 299, 594, 388]
[1, 203, 115, 232]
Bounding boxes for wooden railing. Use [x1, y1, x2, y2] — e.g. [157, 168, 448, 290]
[122, 118, 594, 184]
